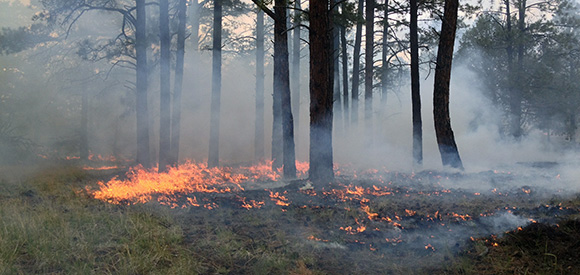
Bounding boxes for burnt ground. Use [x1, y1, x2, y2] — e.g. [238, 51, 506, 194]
[72, 161, 580, 274]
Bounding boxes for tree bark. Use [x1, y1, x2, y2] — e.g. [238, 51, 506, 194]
[332, 0, 341, 131]
[170, 0, 187, 167]
[433, 0, 463, 169]
[159, 0, 171, 172]
[255, 9, 265, 161]
[291, 0, 301, 152]
[135, 0, 150, 168]
[364, 0, 374, 140]
[351, 0, 364, 125]
[410, 0, 422, 165]
[274, 0, 296, 178]
[208, 0, 222, 167]
[380, 0, 388, 106]
[340, 24, 349, 127]
[309, 0, 334, 183]
[271, 31, 283, 170]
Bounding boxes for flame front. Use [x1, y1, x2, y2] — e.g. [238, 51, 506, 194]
[91, 161, 286, 204]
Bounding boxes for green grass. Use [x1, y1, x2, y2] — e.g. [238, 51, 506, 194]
[0, 166, 199, 274]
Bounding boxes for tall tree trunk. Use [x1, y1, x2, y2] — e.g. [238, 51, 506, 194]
[332, 0, 341, 131]
[364, 0, 374, 140]
[208, 0, 222, 167]
[504, 0, 519, 139]
[136, 0, 151, 168]
[270, 3, 282, 171]
[255, 9, 265, 162]
[271, 59, 283, 170]
[433, 0, 463, 169]
[510, 0, 525, 139]
[159, 0, 171, 172]
[340, 24, 349, 127]
[80, 87, 89, 161]
[291, 0, 301, 153]
[170, 0, 187, 167]
[274, 0, 297, 178]
[410, 0, 422, 165]
[351, 0, 364, 125]
[309, 0, 334, 183]
[380, 0, 388, 107]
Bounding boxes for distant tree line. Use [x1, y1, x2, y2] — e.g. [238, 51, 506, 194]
[0, 0, 579, 180]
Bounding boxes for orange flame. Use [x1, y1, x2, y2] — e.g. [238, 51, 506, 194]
[269, 191, 290, 206]
[91, 161, 287, 205]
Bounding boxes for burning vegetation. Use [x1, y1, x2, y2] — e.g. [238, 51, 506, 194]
[76, 161, 580, 273]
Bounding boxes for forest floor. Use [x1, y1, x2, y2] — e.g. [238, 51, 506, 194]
[1, 161, 579, 274]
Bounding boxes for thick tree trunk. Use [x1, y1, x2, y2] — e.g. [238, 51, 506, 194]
[135, 0, 150, 168]
[270, 4, 282, 170]
[159, 0, 171, 172]
[351, 0, 364, 125]
[410, 0, 422, 165]
[433, 0, 463, 169]
[309, 0, 334, 183]
[274, 0, 297, 178]
[271, 60, 283, 169]
[364, 0, 374, 140]
[291, 0, 301, 152]
[255, 9, 265, 161]
[208, 0, 222, 167]
[170, 0, 187, 167]
[340, 24, 349, 126]
[80, 87, 88, 161]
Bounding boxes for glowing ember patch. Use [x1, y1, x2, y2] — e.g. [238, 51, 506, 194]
[82, 165, 120, 171]
[340, 218, 367, 234]
[361, 205, 379, 220]
[405, 209, 416, 216]
[269, 191, 290, 206]
[450, 213, 471, 221]
[239, 197, 265, 209]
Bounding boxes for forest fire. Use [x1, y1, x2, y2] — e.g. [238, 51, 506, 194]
[88, 161, 580, 258]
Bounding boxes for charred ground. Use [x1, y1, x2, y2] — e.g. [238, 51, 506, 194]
[1, 162, 579, 274]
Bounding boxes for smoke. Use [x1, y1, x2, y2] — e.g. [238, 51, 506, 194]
[333, 59, 569, 173]
[1, 0, 578, 194]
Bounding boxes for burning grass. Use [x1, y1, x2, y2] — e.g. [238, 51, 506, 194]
[0, 162, 579, 274]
